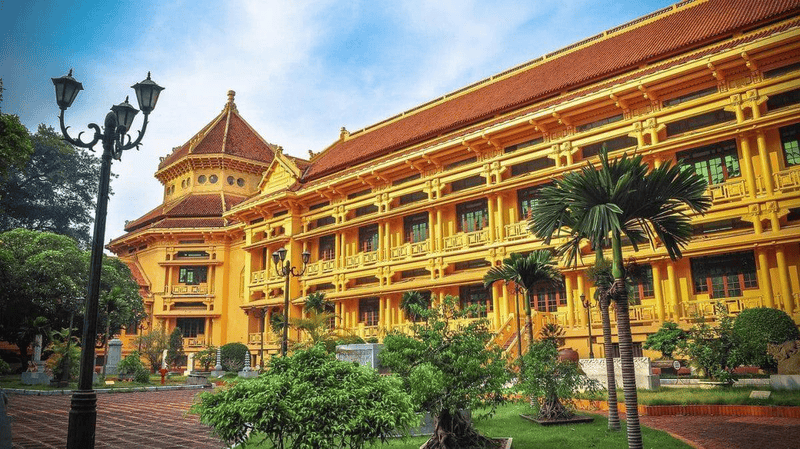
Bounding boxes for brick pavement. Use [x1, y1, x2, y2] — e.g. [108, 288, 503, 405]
[5, 389, 224, 449]
[639, 414, 800, 449]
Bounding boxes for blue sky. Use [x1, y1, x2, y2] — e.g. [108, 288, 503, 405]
[1, 0, 673, 244]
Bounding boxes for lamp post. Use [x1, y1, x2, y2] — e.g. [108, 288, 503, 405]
[52, 69, 163, 449]
[272, 247, 311, 356]
[581, 293, 595, 359]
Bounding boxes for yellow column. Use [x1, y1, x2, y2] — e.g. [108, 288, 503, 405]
[385, 221, 391, 258]
[335, 233, 342, 269]
[496, 195, 505, 240]
[379, 296, 386, 328]
[565, 274, 575, 328]
[739, 136, 758, 198]
[757, 248, 775, 308]
[775, 246, 794, 313]
[576, 274, 586, 327]
[501, 283, 509, 321]
[566, 150, 574, 166]
[487, 194, 496, 242]
[649, 126, 659, 145]
[428, 209, 435, 251]
[652, 263, 665, 321]
[436, 209, 444, 251]
[756, 131, 774, 195]
[378, 220, 384, 260]
[492, 283, 501, 328]
[667, 263, 680, 320]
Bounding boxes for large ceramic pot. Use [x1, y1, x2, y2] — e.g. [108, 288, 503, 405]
[558, 347, 579, 363]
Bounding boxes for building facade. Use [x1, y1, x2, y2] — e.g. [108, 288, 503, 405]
[109, 0, 800, 364]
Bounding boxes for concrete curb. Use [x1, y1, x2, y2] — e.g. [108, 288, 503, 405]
[0, 384, 209, 396]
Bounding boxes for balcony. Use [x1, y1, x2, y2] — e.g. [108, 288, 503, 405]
[185, 337, 206, 348]
[707, 178, 749, 203]
[306, 259, 336, 276]
[250, 269, 281, 286]
[171, 285, 208, 295]
[389, 241, 429, 261]
[772, 165, 800, 193]
[345, 250, 379, 269]
[504, 221, 530, 241]
[443, 229, 489, 252]
[680, 295, 764, 321]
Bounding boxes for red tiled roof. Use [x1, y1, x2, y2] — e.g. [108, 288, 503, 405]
[303, 0, 800, 181]
[158, 98, 277, 170]
[123, 193, 245, 232]
[153, 217, 227, 228]
[127, 261, 149, 288]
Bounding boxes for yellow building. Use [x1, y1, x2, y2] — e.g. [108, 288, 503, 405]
[109, 0, 800, 364]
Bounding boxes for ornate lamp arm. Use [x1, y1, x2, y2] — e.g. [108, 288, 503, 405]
[117, 113, 150, 156]
[57, 109, 102, 150]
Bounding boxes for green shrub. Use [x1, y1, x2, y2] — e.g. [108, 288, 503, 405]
[679, 306, 738, 383]
[0, 358, 11, 374]
[519, 340, 601, 420]
[644, 321, 688, 359]
[45, 328, 80, 381]
[191, 345, 416, 448]
[733, 307, 799, 370]
[194, 346, 217, 371]
[219, 342, 249, 371]
[118, 351, 146, 376]
[166, 327, 185, 368]
[133, 367, 151, 384]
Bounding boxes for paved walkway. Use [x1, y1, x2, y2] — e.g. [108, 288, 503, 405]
[5, 389, 800, 448]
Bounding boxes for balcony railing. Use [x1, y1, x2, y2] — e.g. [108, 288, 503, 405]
[389, 241, 429, 261]
[345, 250, 379, 269]
[171, 285, 208, 295]
[680, 295, 764, 320]
[250, 269, 281, 285]
[707, 178, 748, 203]
[443, 229, 489, 251]
[306, 259, 336, 276]
[772, 165, 800, 193]
[185, 337, 206, 348]
[504, 221, 530, 241]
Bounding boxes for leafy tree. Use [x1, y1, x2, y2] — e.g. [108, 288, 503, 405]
[529, 149, 711, 449]
[166, 327, 185, 368]
[192, 345, 417, 448]
[194, 345, 218, 371]
[483, 250, 562, 349]
[400, 290, 431, 322]
[644, 322, 688, 360]
[291, 311, 339, 353]
[380, 295, 510, 449]
[0, 113, 33, 179]
[304, 291, 331, 314]
[98, 256, 146, 362]
[519, 339, 600, 421]
[679, 305, 738, 383]
[45, 327, 80, 381]
[732, 307, 799, 370]
[0, 125, 102, 247]
[133, 327, 169, 372]
[0, 229, 83, 362]
[219, 342, 249, 371]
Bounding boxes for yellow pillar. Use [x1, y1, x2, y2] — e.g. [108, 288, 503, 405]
[739, 136, 758, 198]
[667, 263, 680, 320]
[428, 209, 435, 251]
[756, 131, 774, 195]
[757, 248, 775, 308]
[335, 233, 342, 269]
[492, 283, 501, 328]
[653, 263, 665, 321]
[753, 215, 764, 234]
[576, 274, 586, 327]
[385, 221, 391, 257]
[379, 296, 386, 328]
[487, 194, 496, 242]
[501, 283, 509, 321]
[649, 127, 659, 145]
[565, 274, 575, 328]
[775, 246, 794, 313]
[496, 195, 505, 240]
[436, 209, 443, 252]
[566, 150, 574, 166]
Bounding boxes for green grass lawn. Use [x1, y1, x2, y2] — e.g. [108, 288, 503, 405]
[578, 387, 800, 406]
[245, 402, 692, 449]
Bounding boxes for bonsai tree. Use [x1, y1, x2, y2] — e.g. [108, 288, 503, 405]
[733, 307, 799, 370]
[400, 290, 431, 322]
[644, 321, 688, 360]
[380, 295, 510, 449]
[166, 327, 185, 368]
[192, 344, 416, 448]
[483, 250, 562, 351]
[520, 339, 600, 421]
[529, 148, 711, 448]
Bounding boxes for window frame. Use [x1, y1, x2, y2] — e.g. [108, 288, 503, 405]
[779, 122, 800, 167]
[318, 234, 336, 261]
[690, 251, 758, 299]
[178, 266, 208, 285]
[459, 284, 492, 318]
[358, 224, 379, 253]
[456, 199, 489, 232]
[359, 297, 380, 327]
[677, 139, 741, 186]
[403, 212, 429, 243]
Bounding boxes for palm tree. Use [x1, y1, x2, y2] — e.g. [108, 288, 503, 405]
[483, 250, 562, 355]
[528, 149, 710, 449]
[400, 290, 431, 322]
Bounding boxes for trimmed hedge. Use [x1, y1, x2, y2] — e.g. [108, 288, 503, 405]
[733, 307, 799, 370]
[219, 342, 250, 372]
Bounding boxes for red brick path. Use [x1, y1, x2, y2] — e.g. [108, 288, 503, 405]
[6, 389, 224, 448]
[639, 414, 800, 449]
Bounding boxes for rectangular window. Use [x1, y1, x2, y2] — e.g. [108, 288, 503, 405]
[318, 234, 336, 260]
[517, 185, 545, 220]
[454, 259, 491, 271]
[404, 212, 429, 243]
[359, 298, 380, 327]
[666, 109, 736, 137]
[460, 284, 492, 317]
[348, 188, 372, 200]
[445, 156, 477, 171]
[178, 266, 208, 285]
[662, 86, 718, 107]
[358, 224, 379, 252]
[315, 216, 336, 228]
[309, 201, 329, 211]
[505, 137, 543, 153]
[393, 173, 420, 186]
[510, 157, 555, 176]
[354, 276, 379, 285]
[176, 251, 209, 259]
[176, 318, 205, 338]
[400, 268, 429, 279]
[630, 265, 655, 304]
[312, 282, 335, 291]
[582, 135, 637, 159]
[677, 140, 740, 185]
[354, 204, 379, 217]
[691, 218, 750, 236]
[690, 251, 758, 298]
[576, 113, 623, 132]
[457, 199, 489, 232]
[451, 175, 484, 193]
[763, 61, 800, 79]
[399, 191, 427, 206]
[532, 282, 567, 312]
[779, 123, 800, 167]
[767, 88, 800, 111]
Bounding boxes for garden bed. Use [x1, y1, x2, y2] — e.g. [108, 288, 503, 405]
[519, 413, 594, 426]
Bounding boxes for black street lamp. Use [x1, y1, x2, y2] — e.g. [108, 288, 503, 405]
[581, 293, 595, 359]
[53, 69, 163, 449]
[272, 248, 310, 356]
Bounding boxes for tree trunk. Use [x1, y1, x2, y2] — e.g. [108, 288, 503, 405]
[525, 292, 534, 347]
[599, 296, 620, 431]
[422, 409, 497, 449]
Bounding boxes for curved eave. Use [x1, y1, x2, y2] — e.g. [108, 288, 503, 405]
[154, 154, 272, 183]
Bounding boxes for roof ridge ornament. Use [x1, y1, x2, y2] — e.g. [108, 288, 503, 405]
[340, 126, 350, 141]
[224, 89, 238, 113]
